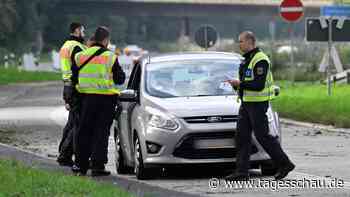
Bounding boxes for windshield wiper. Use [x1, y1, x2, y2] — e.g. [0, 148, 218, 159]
[192, 94, 213, 97]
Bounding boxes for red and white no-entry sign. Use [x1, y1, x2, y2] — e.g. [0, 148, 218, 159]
[280, 0, 304, 22]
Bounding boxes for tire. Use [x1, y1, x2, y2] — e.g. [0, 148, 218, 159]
[134, 136, 154, 180]
[114, 127, 132, 174]
[261, 163, 278, 176]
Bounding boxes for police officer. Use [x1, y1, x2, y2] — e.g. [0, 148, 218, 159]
[57, 22, 87, 166]
[73, 26, 125, 176]
[225, 31, 295, 180]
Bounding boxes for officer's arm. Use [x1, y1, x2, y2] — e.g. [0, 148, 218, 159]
[70, 46, 83, 72]
[112, 58, 126, 85]
[239, 60, 268, 91]
[62, 46, 84, 104]
[71, 46, 83, 58]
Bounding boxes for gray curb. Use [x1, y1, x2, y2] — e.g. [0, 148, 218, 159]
[0, 143, 199, 197]
[281, 118, 350, 135]
[0, 81, 61, 107]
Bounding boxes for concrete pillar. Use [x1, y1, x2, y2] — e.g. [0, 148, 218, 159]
[184, 16, 190, 36]
[179, 16, 190, 38]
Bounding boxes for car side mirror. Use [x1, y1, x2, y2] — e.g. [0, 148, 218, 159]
[119, 89, 137, 102]
[272, 85, 280, 97]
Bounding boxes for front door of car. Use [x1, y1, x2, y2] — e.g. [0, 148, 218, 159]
[119, 63, 142, 163]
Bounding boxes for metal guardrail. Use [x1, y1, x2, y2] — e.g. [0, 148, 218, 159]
[330, 70, 350, 84]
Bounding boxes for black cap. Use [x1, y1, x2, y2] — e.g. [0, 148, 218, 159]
[70, 22, 82, 34]
[94, 26, 110, 43]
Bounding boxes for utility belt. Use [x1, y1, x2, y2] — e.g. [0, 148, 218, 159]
[63, 81, 72, 86]
[79, 93, 119, 99]
[63, 81, 81, 106]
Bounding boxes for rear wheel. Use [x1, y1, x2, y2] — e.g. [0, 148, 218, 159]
[114, 127, 132, 174]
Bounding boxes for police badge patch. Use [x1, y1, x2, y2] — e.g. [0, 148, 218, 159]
[257, 67, 264, 75]
[245, 69, 252, 77]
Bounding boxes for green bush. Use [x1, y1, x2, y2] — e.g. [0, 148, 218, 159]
[273, 67, 324, 82]
[337, 44, 350, 69]
[272, 82, 350, 128]
[258, 41, 325, 81]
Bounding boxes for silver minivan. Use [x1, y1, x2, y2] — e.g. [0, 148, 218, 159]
[114, 52, 281, 179]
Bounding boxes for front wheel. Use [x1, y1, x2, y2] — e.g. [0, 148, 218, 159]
[114, 127, 132, 174]
[134, 136, 155, 180]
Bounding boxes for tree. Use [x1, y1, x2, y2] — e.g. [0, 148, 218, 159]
[0, 0, 17, 40]
[2, 0, 60, 54]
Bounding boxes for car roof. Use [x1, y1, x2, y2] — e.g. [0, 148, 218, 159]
[145, 51, 242, 64]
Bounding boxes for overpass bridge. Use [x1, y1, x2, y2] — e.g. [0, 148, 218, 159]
[54, 0, 332, 42]
[56, 0, 330, 17]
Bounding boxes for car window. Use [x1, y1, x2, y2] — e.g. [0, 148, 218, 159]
[127, 63, 141, 91]
[145, 59, 239, 98]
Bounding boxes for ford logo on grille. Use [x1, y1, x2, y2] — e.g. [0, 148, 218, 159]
[207, 116, 222, 123]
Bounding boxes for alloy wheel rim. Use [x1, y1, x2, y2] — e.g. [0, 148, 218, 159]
[115, 133, 121, 167]
[134, 138, 140, 174]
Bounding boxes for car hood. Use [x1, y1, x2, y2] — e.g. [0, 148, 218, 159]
[146, 95, 240, 117]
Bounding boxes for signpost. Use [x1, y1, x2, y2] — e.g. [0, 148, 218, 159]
[306, 5, 350, 96]
[279, 0, 304, 83]
[194, 25, 218, 50]
[280, 0, 304, 22]
[321, 5, 350, 17]
[328, 17, 333, 96]
[306, 17, 350, 42]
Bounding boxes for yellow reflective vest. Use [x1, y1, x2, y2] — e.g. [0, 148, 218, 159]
[75, 46, 121, 95]
[242, 51, 275, 102]
[59, 40, 86, 82]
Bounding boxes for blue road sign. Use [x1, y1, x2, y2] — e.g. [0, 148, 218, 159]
[321, 6, 350, 17]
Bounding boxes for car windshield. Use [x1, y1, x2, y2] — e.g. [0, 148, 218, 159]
[145, 59, 240, 98]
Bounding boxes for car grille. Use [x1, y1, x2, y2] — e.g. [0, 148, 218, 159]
[183, 115, 238, 124]
[173, 131, 258, 159]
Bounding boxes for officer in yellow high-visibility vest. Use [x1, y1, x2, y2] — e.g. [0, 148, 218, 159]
[72, 26, 125, 176]
[57, 22, 87, 167]
[225, 31, 295, 181]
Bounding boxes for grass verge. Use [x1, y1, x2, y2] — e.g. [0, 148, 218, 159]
[0, 67, 60, 85]
[0, 159, 134, 197]
[272, 81, 350, 128]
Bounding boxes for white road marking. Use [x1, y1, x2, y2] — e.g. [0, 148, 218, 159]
[49, 106, 68, 126]
[0, 106, 63, 126]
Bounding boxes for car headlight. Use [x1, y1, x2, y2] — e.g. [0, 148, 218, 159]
[146, 107, 179, 131]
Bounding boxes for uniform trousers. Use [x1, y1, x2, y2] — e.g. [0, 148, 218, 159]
[75, 94, 117, 172]
[58, 93, 80, 161]
[235, 101, 291, 174]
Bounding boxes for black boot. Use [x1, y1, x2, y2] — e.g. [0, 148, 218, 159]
[274, 162, 295, 180]
[57, 156, 74, 167]
[71, 164, 87, 176]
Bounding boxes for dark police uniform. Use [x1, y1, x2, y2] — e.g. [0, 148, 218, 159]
[57, 36, 85, 166]
[73, 43, 125, 175]
[234, 47, 294, 178]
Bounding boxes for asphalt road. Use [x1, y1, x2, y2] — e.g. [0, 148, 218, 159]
[0, 82, 350, 197]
